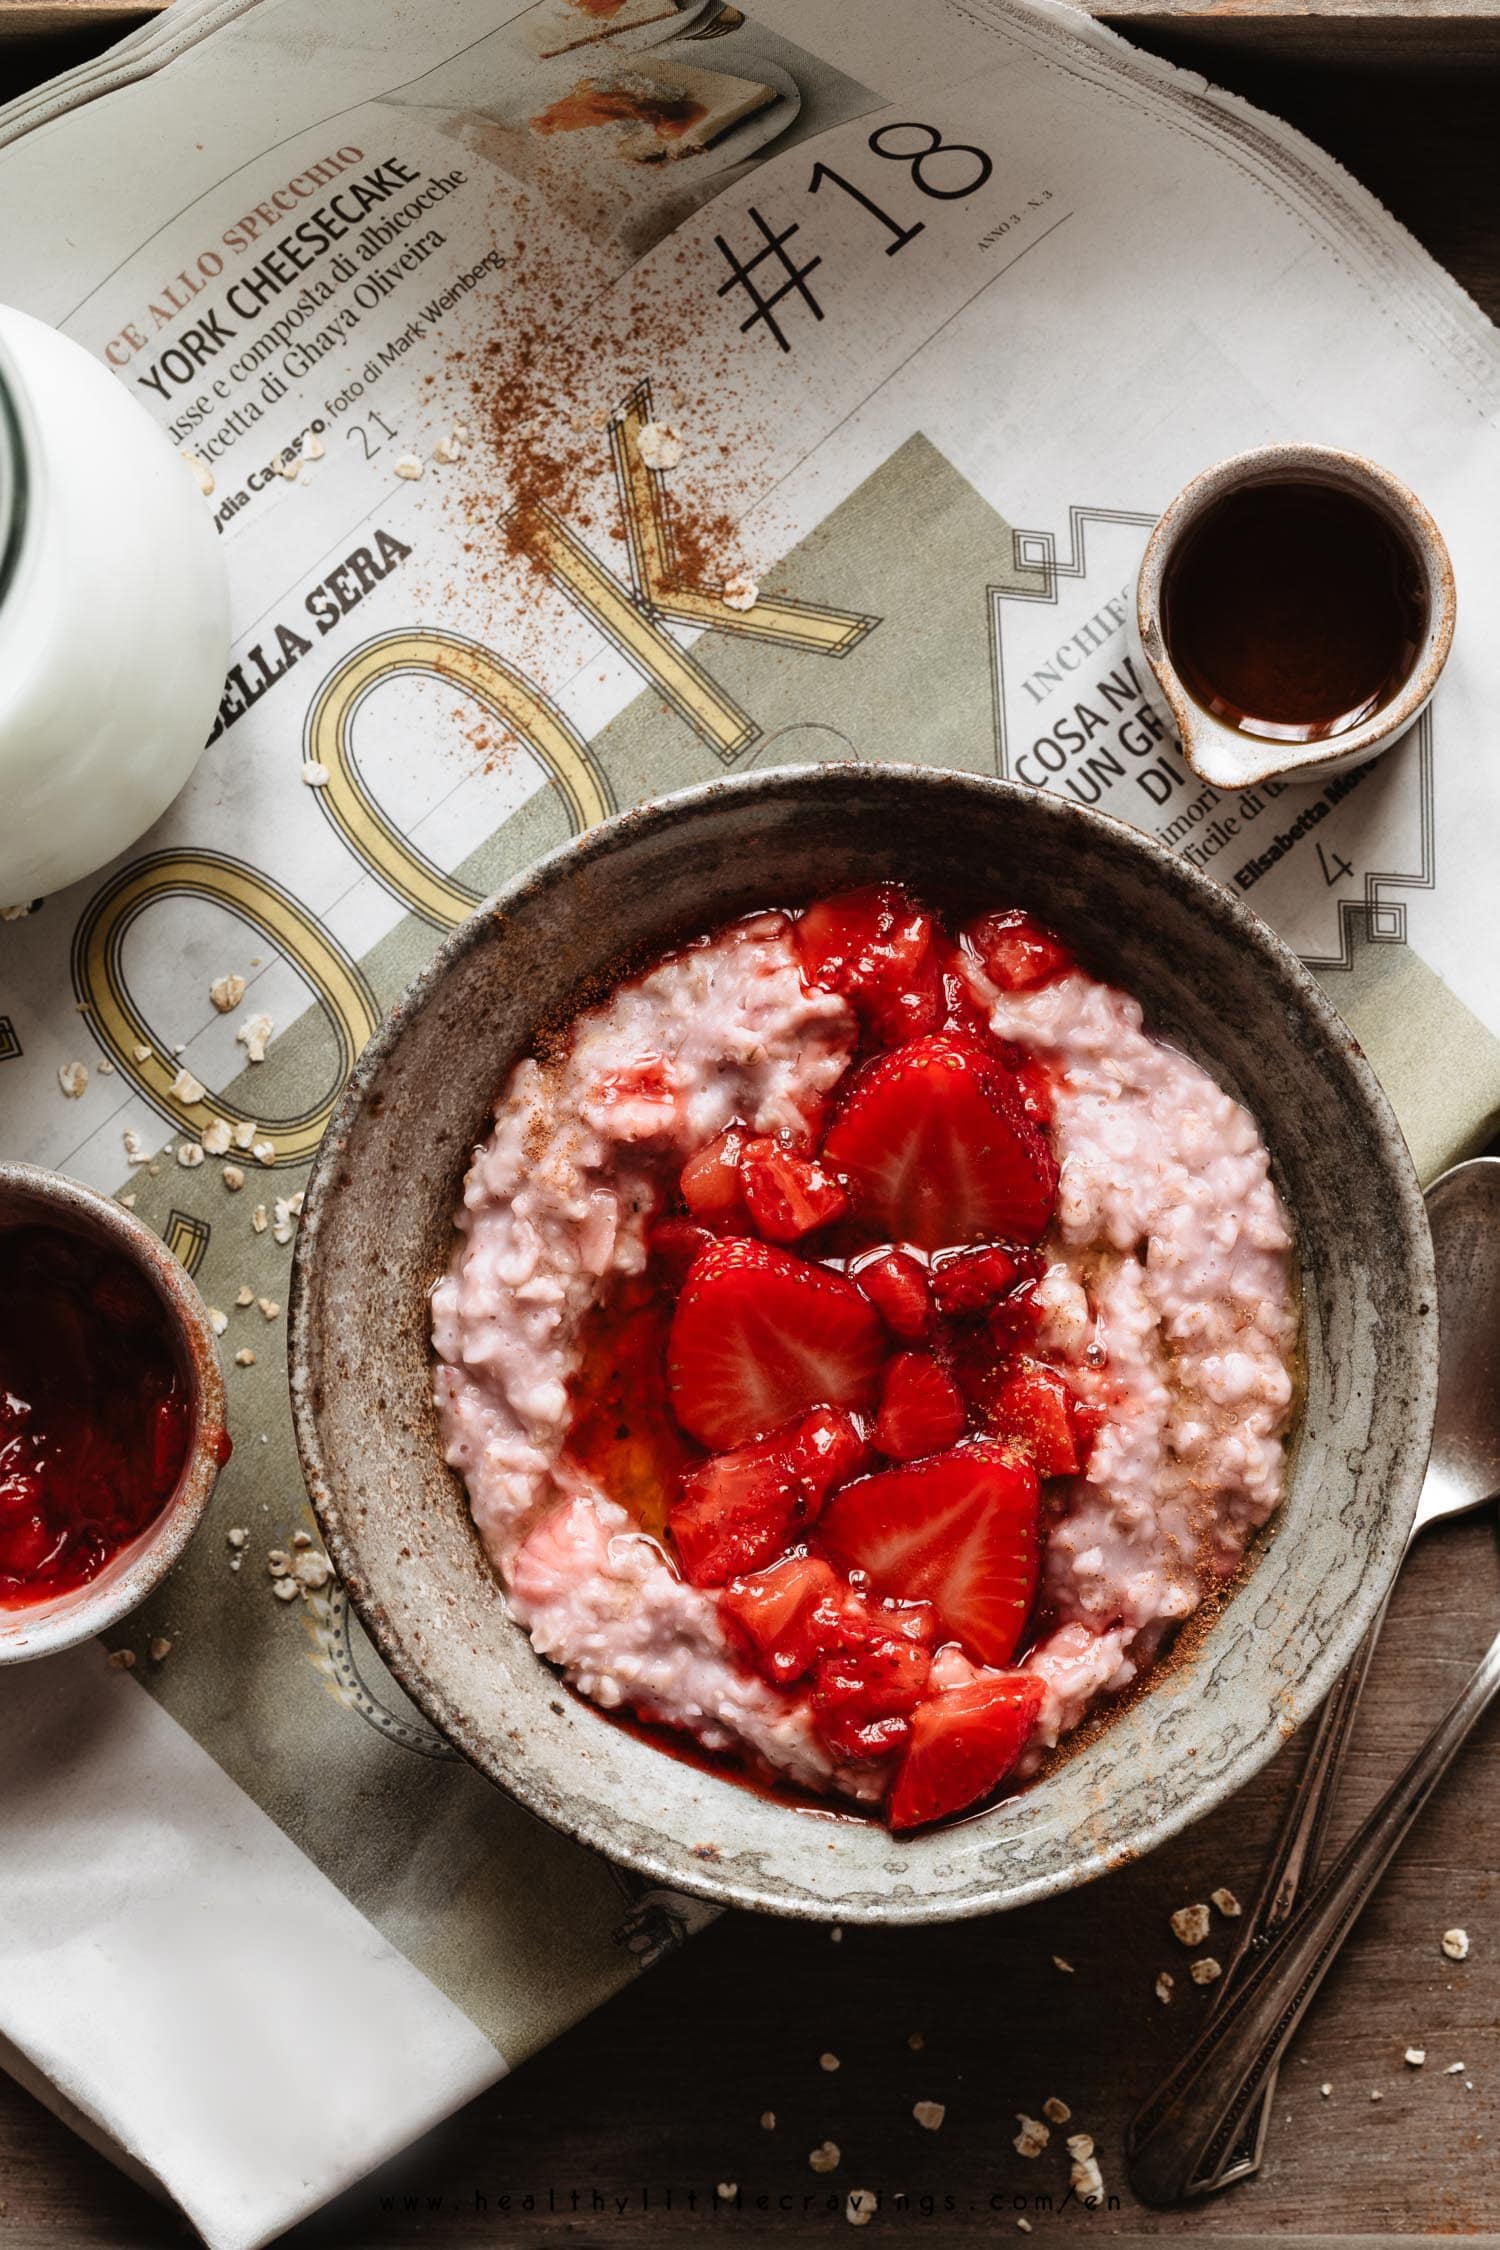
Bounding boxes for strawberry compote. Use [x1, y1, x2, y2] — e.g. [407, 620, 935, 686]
[433, 886, 1297, 1832]
[0, 1224, 193, 1606]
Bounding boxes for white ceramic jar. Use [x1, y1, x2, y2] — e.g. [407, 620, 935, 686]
[0, 302, 230, 905]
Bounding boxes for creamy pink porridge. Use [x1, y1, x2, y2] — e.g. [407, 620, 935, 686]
[431, 887, 1298, 1831]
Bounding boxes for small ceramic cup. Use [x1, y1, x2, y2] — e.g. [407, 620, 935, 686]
[0, 1164, 230, 1664]
[1132, 443, 1455, 791]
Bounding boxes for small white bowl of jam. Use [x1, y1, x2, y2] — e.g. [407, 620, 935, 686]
[0, 1164, 231, 1664]
[1133, 443, 1455, 791]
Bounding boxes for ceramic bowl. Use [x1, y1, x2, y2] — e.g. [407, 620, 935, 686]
[0, 1163, 230, 1664]
[288, 765, 1436, 1921]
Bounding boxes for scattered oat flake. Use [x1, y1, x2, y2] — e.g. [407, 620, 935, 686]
[236, 1012, 273, 1063]
[845, 2188, 876, 2229]
[252, 1204, 268, 1234]
[1, 901, 32, 920]
[257, 1297, 280, 1321]
[303, 431, 325, 462]
[122, 1128, 147, 1160]
[393, 453, 424, 479]
[234, 1348, 256, 1367]
[208, 1308, 228, 1336]
[301, 761, 330, 788]
[253, 1140, 276, 1167]
[271, 1577, 300, 1603]
[108, 1647, 136, 1670]
[1013, 2114, 1049, 2159]
[1371, 2090, 1383, 2101]
[760, 2111, 775, 2131]
[177, 1143, 205, 1169]
[716, 2183, 736, 2202]
[132, 1043, 153, 1062]
[1052, 1956, 1074, 1974]
[291, 1551, 331, 1591]
[1191, 1957, 1222, 1986]
[1017, 2223, 1032, 2236]
[222, 1165, 245, 1191]
[1405, 2047, 1426, 2067]
[1211, 1887, 1243, 1917]
[182, 450, 214, 495]
[1155, 1971, 1175, 2005]
[58, 1061, 88, 1098]
[170, 1067, 207, 1104]
[1320, 2082, 1332, 2098]
[1171, 1904, 1212, 1947]
[233, 1120, 257, 1150]
[98, 1059, 115, 1075]
[117, 1192, 136, 1209]
[272, 1191, 303, 1242]
[232, 1287, 252, 1308]
[1067, 2133, 1105, 2203]
[227, 1528, 248, 1549]
[433, 427, 467, 464]
[722, 571, 758, 612]
[149, 1637, 172, 1664]
[913, 2100, 945, 2131]
[907, 2031, 924, 2051]
[1042, 2096, 1071, 2125]
[808, 2140, 840, 2173]
[292, 1529, 312, 1549]
[830, 1925, 843, 1943]
[200, 1118, 232, 1157]
[638, 419, 684, 471]
[1442, 1928, 1470, 1961]
[820, 2052, 840, 2073]
[1446, 2061, 1466, 2075]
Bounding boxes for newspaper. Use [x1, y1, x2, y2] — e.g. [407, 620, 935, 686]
[2, 0, 1499, 2235]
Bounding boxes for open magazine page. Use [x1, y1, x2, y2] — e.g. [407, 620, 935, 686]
[1, 0, 1498, 2109]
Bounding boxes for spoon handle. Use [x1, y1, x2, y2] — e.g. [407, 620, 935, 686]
[1192, 1586, 1395, 2189]
[1127, 1619, 1500, 2206]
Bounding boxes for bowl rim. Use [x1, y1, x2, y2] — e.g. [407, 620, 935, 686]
[288, 762, 1436, 1920]
[0, 1161, 229, 1662]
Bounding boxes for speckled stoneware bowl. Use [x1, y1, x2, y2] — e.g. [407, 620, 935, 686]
[288, 765, 1436, 1922]
[0, 1162, 230, 1663]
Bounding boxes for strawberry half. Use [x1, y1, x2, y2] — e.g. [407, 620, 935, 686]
[666, 1239, 886, 1451]
[887, 1673, 1044, 1831]
[821, 1034, 1058, 1250]
[670, 1405, 866, 1586]
[794, 885, 942, 1047]
[817, 1440, 1041, 1667]
[964, 910, 1075, 992]
[872, 1352, 966, 1462]
[740, 1137, 848, 1244]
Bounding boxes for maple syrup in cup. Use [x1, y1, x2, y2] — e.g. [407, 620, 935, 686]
[0, 303, 229, 907]
[1134, 445, 1455, 790]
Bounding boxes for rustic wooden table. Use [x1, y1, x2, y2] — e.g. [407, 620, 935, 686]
[2, 7, 1497, 2244]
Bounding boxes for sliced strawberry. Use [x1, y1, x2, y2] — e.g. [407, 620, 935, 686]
[679, 1126, 750, 1229]
[821, 1034, 1058, 1250]
[740, 1137, 849, 1244]
[987, 1277, 1044, 1353]
[817, 1440, 1041, 1667]
[931, 1244, 1024, 1317]
[667, 1239, 886, 1451]
[986, 1359, 1082, 1476]
[648, 1217, 717, 1287]
[965, 910, 1074, 992]
[852, 1248, 933, 1342]
[794, 885, 942, 1047]
[872, 1353, 966, 1462]
[887, 1673, 1044, 1831]
[720, 1552, 844, 1687]
[813, 1633, 932, 1762]
[670, 1406, 865, 1586]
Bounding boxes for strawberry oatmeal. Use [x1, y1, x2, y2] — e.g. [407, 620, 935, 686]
[431, 887, 1298, 1832]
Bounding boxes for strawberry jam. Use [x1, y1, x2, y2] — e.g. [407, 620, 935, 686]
[0, 1224, 194, 1607]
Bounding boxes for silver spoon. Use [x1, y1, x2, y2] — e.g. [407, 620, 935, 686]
[1128, 1155, 1500, 2205]
[1168, 1152, 1500, 2191]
